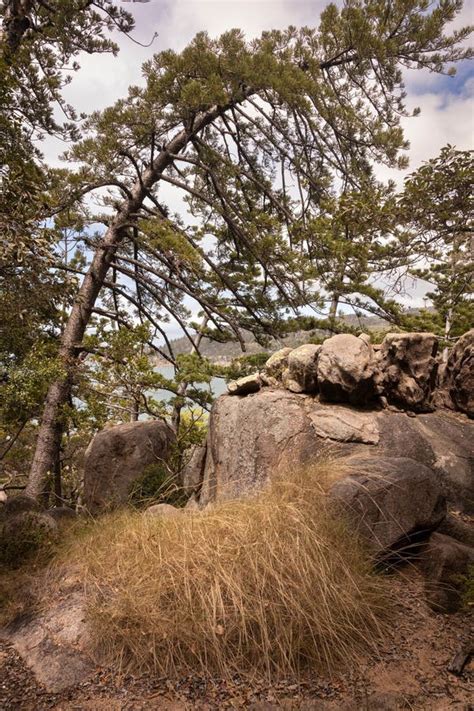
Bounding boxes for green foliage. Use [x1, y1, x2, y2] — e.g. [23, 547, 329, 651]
[176, 409, 208, 450]
[0, 0, 135, 269]
[1, 1, 134, 139]
[67, 0, 472, 344]
[0, 1, 137, 494]
[1, 342, 64, 425]
[399, 146, 474, 340]
[222, 352, 270, 381]
[128, 461, 182, 508]
[77, 325, 218, 429]
[129, 408, 208, 509]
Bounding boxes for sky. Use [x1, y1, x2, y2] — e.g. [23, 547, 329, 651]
[45, 0, 474, 331]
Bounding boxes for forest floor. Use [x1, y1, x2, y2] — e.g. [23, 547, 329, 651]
[0, 568, 472, 711]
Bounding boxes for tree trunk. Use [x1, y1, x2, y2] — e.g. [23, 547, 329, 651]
[442, 307, 453, 364]
[131, 400, 139, 422]
[26, 105, 229, 501]
[329, 292, 339, 322]
[27, 378, 69, 501]
[53, 447, 62, 505]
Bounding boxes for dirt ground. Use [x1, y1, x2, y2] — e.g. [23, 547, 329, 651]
[0, 568, 472, 711]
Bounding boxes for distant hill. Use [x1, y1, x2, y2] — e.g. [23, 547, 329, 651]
[152, 313, 396, 364]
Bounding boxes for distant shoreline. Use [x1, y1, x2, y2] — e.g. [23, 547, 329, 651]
[152, 356, 234, 368]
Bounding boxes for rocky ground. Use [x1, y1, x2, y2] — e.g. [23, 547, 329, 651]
[1, 569, 472, 711]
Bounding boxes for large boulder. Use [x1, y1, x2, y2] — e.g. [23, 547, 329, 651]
[198, 391, 474, 513]
[83, 419, 176, 514]
[264, 347, 293, 379]
[420, 532, 474, 613]
[317, 334, 376, 405]
[442, 329, 474, 418]
[375, 333, 438, 412]
[283, 344, 321, 393]
[330, 458, 446, 557]
[199, 390, 323, 504]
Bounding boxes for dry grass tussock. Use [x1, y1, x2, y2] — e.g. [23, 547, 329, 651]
[59, 462, 390, 680]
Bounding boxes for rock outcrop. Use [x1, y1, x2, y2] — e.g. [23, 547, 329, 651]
[375, 332, 438, 412]
[83, 419, 175, 514]
[441, 329, 474, 418]
[317, 334, 376, 405]
[225, 331, 473, 417]
[3, 584, 92, 693]
[198, 391, 473, 515]
[211, 330, 473, 519]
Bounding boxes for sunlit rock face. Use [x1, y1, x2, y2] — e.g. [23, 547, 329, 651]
[205, 331, 474, 516]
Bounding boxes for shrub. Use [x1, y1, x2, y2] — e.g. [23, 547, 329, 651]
[127, 461, 182, 508]
[0, 511, 58, 570]
[68, 463, 388, 680]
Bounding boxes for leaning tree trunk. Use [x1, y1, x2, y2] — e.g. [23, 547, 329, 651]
[26, 106, 228, 500]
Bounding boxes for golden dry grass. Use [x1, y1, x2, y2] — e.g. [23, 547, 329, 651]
[58, 462, 390, 680]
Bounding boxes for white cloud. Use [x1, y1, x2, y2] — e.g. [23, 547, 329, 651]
[375, 74, 474, 186]
[404, 81, 473, 168]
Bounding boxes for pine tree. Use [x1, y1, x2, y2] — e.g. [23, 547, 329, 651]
[399, 146, 473, 351]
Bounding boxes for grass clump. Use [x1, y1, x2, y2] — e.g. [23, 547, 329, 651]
[65, 464, 389, 680]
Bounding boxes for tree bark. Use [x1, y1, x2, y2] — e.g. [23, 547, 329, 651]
[328, 292, 339, 322]
[26, 105, 228, 500]
[130, 399, 139, 422]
